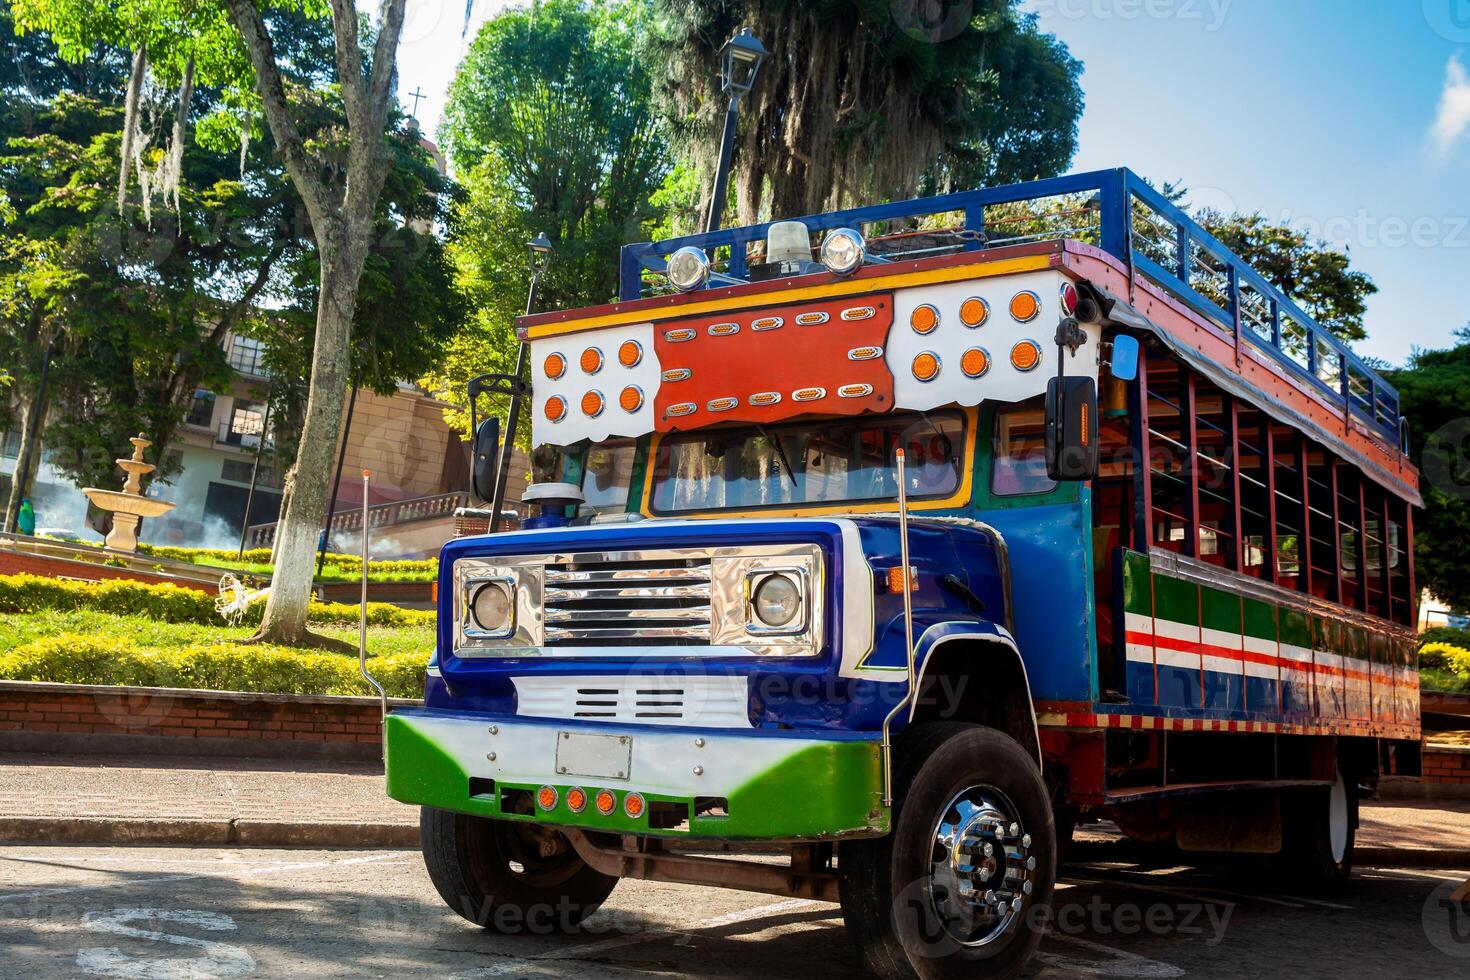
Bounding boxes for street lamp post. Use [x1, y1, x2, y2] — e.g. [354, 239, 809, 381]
[488, 233, 554, 532]
[705, 27, 767, 234]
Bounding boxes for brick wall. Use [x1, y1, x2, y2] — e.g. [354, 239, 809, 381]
[0, 551, 216, 593]
[0, 681, 409, 761]
[1423, 745, 1470, 786]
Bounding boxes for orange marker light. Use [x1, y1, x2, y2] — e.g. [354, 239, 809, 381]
[543, 352, 566, 380]
[665, 402, 697, 418]
[749, 391, 782, 406]
[794, 312, 828, 325]
[707, 397, 738, 412]
[544, 395, 568, 423]
[619, 385, 644, 413]
[581, 390, 605, 418]
[959, 297, 990, 327]
[887, 566, 918, 593]
[793, 387, 826, 402]
[911, 352, 941, 382]
[595, 789, 617, 815]
[1009, 290, 1040, 322]
[617, 340, 642, 367]
[708, 322, 740, 337]
[566, 787, 587, 813]
[1010, 340, 1042, 372]
[837, 383, 873, 398]
[662, 368, 691, 383]
[961, 347, 991, 378]
[909, 304, 939, 334]
[537, 786, 558, 811]
[624, 792, 646, 819]
[664, 327, 697, 343]
[580, 347, 604, 374]
[752, 316, 784, 331]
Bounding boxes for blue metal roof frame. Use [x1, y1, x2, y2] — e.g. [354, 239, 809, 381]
[618, 168, 1403, 447]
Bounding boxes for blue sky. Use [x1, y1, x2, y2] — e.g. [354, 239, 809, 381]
[397, 0, 1470, 366]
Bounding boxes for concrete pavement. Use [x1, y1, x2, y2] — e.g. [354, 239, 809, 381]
[1, 844, 1466, 978]
[0, 753, 1467, 863]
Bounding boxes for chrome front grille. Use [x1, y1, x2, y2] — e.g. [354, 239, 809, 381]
[543, 553, 712, 646]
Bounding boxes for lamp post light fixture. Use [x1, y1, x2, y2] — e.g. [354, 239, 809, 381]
[705, 27, 767, 234]
[489, 232, 555, 532]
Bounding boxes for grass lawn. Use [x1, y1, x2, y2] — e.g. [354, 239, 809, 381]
[0, 609, 433, 660]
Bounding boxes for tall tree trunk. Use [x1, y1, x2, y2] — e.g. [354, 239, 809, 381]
[252, 232, 365, 644]
[4, 371, 50, 534]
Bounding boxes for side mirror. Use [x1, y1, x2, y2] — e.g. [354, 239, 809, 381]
[1045, 376, 1099, 482]
[1110, 334, 1140, 382]
[470, 417, 501, 502]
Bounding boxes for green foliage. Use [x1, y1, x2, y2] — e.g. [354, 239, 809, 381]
[0, 573, 435, 627]
[426, 0, 669, 437]
[1420, 642, 1470, 672]
[0, 632, 425, 697]
[647, 1, 1082, 220]
[1385, 328, 1470, 613]
[1194, 210, 1376, 343]
[1421, 626, 1470, 652]
[135, 543, 437, 580]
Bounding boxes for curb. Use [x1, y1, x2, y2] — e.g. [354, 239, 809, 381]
[0, 817, 419, 849]
[1069, 838, 1470, 870]
[1, 819, 1464, 869]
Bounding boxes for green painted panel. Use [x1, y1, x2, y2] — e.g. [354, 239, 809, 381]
[1279, 606, 1312, 649]
[1200, 586, 1241, 635]
[384, 715, 888, 841]
[1121, 551, 1153, 617]
[1152, 572, 1199, 627]
[1242, 596, 1277, 643]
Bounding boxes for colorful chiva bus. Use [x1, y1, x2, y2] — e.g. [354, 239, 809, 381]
[385, 168, 1421, 979]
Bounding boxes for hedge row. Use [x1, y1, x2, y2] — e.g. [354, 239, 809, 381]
[0, 574, 434, 628]
[1420, 642, 1470, 674]
[0, 633, 426, 698]
[137, 544, 437, 577]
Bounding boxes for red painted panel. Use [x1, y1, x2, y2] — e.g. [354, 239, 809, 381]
[652, 293, 896, 431]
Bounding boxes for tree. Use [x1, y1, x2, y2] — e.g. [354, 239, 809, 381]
[427, 0, 669, 436]
[646, 0, 1082, 222]
[10, 0, 415, 646]
[1385, 328, 1470, 613]
[1196, 211, 1377, 343]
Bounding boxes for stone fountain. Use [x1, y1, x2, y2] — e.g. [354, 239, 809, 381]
[82, 435, 176, 552]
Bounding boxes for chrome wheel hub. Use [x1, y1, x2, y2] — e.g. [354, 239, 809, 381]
[928, 785, 1034, 948]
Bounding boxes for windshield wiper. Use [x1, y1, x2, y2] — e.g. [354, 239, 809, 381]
[758, 425, 799, 489]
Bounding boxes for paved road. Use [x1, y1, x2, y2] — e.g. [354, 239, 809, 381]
[0, 845, 1466, 978]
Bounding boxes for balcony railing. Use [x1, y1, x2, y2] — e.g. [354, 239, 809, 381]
[244, 490, 470, 551]
[617, 167, 1402, 446]
[216, 420, 273, 452]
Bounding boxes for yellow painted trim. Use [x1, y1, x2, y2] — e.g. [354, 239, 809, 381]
[525, 255, 1056, 340]
[637, 406, 980, 520]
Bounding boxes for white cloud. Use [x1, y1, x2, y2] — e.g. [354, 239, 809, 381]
[1429, 53, 1470, 161]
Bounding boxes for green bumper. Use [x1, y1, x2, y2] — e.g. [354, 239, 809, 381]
[385, 709, 889, 841]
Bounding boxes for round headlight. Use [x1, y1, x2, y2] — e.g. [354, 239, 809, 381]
[752, 574, 802, 628]
[820, 228, 866, 276]
[666, 246, 712, 292]
[471, 581, 513, 633]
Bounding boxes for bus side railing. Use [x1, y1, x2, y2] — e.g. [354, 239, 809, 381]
[617, 167, 1402, 447]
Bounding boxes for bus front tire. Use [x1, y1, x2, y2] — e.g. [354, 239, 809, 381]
[420, 806, 618, 933]
[838, 722, 1055, 980]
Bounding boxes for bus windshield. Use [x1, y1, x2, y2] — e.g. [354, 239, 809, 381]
[649, 410, 966, 515]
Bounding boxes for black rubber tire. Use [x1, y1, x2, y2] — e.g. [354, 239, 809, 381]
[838, 723, 1055, 980]
[1280, 768, 1356, 895]
[420, 807, 618, 934]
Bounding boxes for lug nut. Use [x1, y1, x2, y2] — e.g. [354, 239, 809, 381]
[1026, 856, 1037, 871]
[1021, 833, 1032, 848]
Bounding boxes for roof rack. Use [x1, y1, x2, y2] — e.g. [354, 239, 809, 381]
[618, 167, 1402, 446]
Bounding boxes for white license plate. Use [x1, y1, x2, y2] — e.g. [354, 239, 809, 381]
[555, 731, 633, 781]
